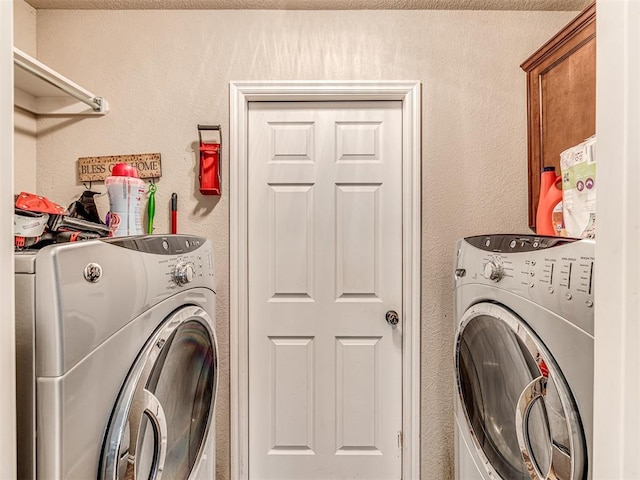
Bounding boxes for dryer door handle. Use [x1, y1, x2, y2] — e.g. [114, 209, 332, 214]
[515, 375, 557, 480]
[122, 388, 168, 480]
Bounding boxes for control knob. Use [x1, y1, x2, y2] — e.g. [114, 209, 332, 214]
[174, 262, 195, 286]
[483, 260, 504, 282]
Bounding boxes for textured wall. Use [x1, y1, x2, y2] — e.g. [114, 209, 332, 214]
[13, 0, 36, 55]
[13, 0, 37, 194]
[30, 9, 575, 479]
[25, 0, 591, 11]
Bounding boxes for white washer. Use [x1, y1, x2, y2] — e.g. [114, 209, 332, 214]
[453, 234, 594, 480]
[15, 235, 218, 480]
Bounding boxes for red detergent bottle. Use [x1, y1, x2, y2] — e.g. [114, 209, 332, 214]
[536, 166, 564, 236]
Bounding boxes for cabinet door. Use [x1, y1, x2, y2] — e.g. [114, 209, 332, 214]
[521, 2, 595, 231]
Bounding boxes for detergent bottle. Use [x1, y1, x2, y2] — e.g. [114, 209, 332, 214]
[105, 163, 146, 237]
[536, 166, 564, 236]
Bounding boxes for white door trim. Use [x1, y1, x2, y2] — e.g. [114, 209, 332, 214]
[230, 81, 421, 480]
[1, 0, 16, 476]
[594, 1, 640, 477]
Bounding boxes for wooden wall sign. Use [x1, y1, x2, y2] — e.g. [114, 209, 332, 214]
[77, 153, 162, 182]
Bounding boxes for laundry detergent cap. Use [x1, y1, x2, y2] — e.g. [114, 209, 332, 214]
[111, 163, 140, 178]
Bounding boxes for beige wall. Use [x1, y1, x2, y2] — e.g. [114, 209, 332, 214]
[13, 0, 35, 56]
[13, 0, 36, 194]
[26, 9, 575, 479]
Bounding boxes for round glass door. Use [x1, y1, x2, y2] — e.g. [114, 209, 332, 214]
[99, 305, 217, 480]
[455, 302, 586, 480]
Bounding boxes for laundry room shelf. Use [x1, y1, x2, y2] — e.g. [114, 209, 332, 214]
[13, 47, 109, 116]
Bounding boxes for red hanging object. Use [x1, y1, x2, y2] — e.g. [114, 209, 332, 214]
[198, 125, 221, 196]
[15, 192, 66, 215]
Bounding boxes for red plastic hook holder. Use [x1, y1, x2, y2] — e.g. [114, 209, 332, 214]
[198, 125, 221, 196]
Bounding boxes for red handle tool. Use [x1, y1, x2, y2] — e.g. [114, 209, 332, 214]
[171, 193, 177, 234]
[198, 124, 222, 195]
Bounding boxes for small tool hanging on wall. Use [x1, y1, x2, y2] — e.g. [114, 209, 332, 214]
[171, 193, 178, 234]
[147, 180, 157, 234]
[198, 124, 222, 195]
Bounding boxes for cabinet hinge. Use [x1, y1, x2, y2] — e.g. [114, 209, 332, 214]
[397, 430, 403, 448]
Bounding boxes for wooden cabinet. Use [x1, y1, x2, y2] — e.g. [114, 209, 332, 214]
[521, 2, 595, 230]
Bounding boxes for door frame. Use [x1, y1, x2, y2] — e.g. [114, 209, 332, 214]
[1, 1, 16, 477]
[230, 80, 421, 480]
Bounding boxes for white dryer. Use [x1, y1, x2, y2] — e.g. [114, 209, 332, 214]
[15, 235, 218, 480]
[454, 234, 594, 480]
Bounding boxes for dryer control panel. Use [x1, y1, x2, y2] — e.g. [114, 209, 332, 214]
[103, 234, 216, 291]
[455, 234, 595, 335]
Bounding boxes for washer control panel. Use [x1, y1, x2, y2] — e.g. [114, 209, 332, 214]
[482, 259, 504, 282]
[165, 253, 210, 289]
[101, 234, 216, 292]
[105, 234, 205, 255]
[155, 246, 214, 291]
[173, 261, 195, 286]
[455, 234, 595, 334]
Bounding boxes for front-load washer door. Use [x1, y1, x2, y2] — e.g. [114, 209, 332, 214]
[455, 302, 587, 480]
[99, 305, 217, 480]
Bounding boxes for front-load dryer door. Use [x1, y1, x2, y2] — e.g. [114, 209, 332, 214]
[99, 305, 217, 480]
[455, 302, 587, 480]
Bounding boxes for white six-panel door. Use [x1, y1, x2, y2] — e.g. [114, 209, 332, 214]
[247, 101, 403, 479]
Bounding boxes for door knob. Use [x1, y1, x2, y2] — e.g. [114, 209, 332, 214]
[386, 310, 399, 327]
